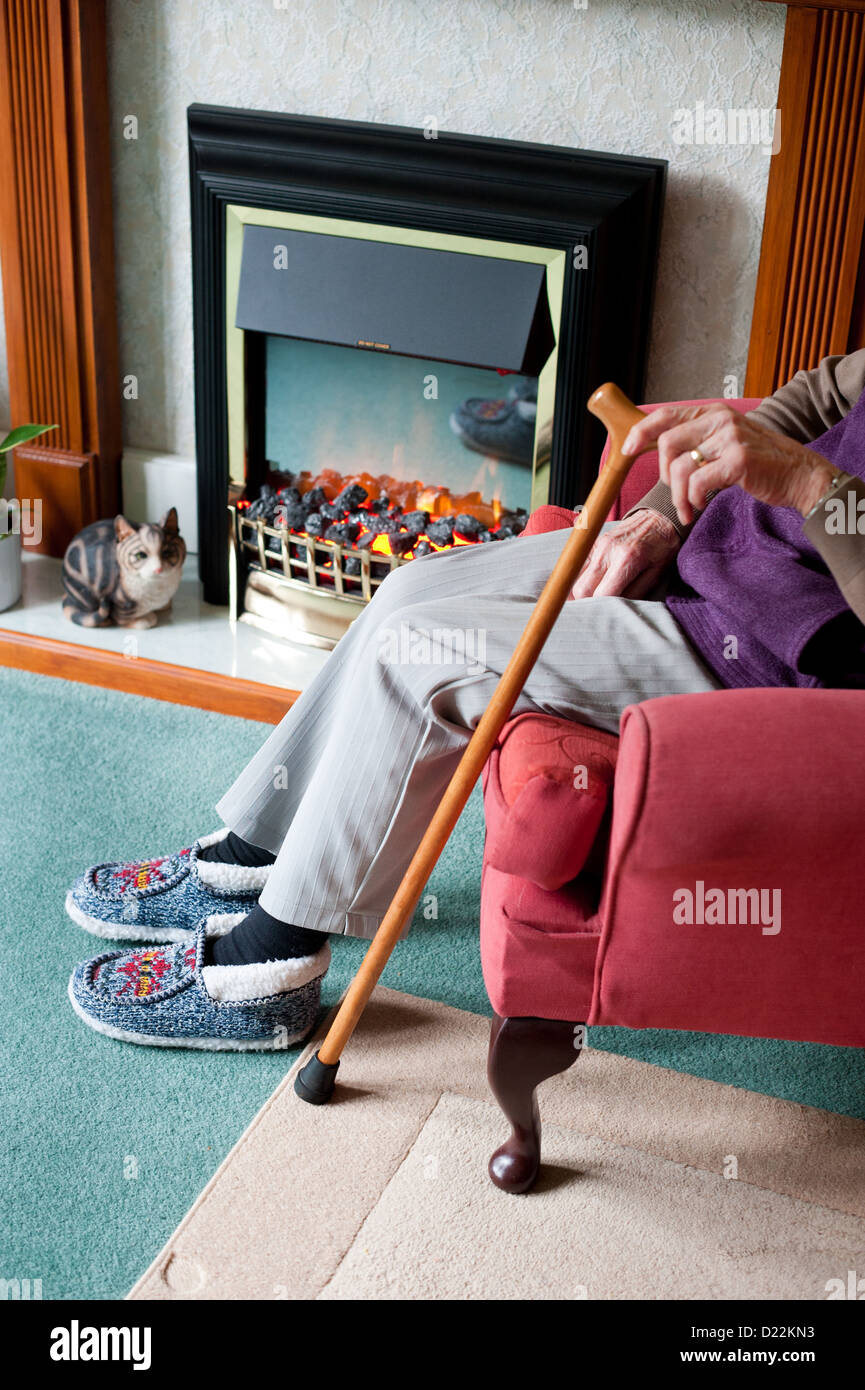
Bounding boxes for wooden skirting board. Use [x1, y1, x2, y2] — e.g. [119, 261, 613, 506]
[0, 629, 295, 724]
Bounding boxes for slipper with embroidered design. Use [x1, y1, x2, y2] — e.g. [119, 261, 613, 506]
[67, 914, 330, 1051]
[65, 828, 269, 943]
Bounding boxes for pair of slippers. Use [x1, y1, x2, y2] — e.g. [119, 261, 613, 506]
[67, 718, 616, 1054]
[65, 829, 329, 1052]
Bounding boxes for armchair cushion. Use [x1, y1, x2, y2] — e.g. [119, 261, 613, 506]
[483, 714, 618, 891]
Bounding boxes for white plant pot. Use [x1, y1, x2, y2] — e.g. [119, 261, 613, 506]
[0, 531, 22, 611]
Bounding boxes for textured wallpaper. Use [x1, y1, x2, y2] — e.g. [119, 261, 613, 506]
[0, 0, 787, 450]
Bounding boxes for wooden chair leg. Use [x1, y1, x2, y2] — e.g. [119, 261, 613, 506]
[486, 1011, 583, 1194]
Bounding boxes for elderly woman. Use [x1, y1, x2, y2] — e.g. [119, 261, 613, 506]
[66, 350, 865, 1049]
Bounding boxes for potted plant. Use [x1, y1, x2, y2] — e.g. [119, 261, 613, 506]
[0, 423, 56, 611]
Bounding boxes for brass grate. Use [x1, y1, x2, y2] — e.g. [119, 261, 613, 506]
[231, 504, 410, 606]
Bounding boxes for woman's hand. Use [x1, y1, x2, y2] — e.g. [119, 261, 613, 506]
[622, 404, 837, 527]
[571, 507, 680, 598]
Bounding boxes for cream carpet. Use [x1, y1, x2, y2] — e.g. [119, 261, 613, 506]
[129, 989, 865, 1301]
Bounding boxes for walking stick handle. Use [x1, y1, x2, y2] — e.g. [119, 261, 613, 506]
[297, 386, 649, 1098]
[587, 381, 647, 454]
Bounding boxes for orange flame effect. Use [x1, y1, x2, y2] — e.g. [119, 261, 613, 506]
[240, 465, 508, 560]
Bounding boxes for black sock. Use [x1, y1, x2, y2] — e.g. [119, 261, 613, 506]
[199, 829, 275, 868]
[210, 902, 328, 966]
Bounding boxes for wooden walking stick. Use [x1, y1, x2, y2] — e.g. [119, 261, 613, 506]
[295, 383, 649, 1104]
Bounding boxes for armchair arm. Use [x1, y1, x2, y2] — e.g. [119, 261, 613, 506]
[590, 688, 865, 1047]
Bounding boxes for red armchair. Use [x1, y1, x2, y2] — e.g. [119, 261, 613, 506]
[480, 400, 865, 1193]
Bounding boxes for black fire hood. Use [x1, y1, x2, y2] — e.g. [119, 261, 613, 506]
[235, 223, 555, 374]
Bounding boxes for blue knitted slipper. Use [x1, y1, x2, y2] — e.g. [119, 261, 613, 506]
[65, 829, 269, 943]
[67, 914, 330, 1051]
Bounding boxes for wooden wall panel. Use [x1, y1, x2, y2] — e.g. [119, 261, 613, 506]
[0, 0, 120, 554]
[747, 5, 865, 395]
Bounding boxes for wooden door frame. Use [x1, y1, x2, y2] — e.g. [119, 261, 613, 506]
[0, 0, 121, 555]
[747, 0, 865, 394]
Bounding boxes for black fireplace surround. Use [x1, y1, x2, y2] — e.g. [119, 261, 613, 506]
[189, 105, 666, 604]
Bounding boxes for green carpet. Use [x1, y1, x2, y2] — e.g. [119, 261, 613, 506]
[2, 666, 863, 1300]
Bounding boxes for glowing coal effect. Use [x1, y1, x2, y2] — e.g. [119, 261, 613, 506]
[238, 467, 528, 576]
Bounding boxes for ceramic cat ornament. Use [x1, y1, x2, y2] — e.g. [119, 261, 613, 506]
[62, 509, 186, 629]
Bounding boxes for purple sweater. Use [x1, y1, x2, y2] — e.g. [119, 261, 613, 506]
[667, 388, 865, 689]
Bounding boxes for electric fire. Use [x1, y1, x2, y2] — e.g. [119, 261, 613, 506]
[205, 113, 665, 646]
[231, 467, 528, 648]
[191, 109, 666, 607]
[242, 466, 528, 559]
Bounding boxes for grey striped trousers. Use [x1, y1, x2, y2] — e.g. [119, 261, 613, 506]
[216, 527, 721, 938]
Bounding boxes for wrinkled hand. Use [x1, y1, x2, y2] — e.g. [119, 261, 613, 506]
[571, 508, 680, 599]
[622, 403, 837, 526]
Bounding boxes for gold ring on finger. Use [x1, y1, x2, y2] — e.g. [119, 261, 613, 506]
[690, 447, 707, 466]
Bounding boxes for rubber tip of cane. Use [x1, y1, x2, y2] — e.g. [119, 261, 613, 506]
[294, 1051, 340, 1105]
